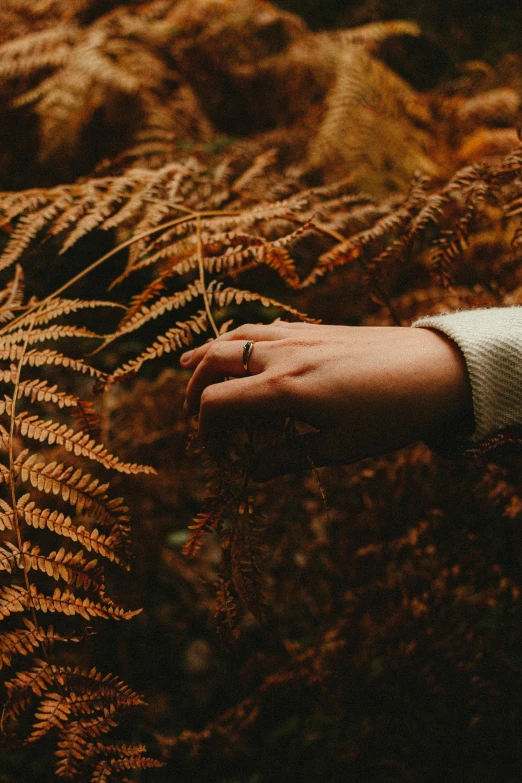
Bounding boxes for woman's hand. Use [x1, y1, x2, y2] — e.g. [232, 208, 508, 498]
[179, 322, 473, 480]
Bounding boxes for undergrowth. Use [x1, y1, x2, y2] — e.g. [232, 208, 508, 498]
[0, 2, 522, 782]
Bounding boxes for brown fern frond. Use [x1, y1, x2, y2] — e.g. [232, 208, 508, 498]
[57, 171, 165, 254]
[19, 500, 129, 567]
[55, 694, 118, 721]
[0, 25, 73, 78]
[315, 181, 427, 272]
[0, 195, 76, 271]
[303, 145, 522, 299]
[0, 153, 344, 318]
[0, 265, 25, 324]
[0, 1, 213, 182]
[28, 692, 74, 742]
[28, 585, 140, 622]
[0, 619, 81, 670]
[9, 298, 124, 330]
[17, 169, 161, 247]
[183, 509, 222, 560]
[99, 745, 163, 773]
[12, 459, 131, 529]
[0, 585, 28, 619]
[122, 226, 304, 315]
[0, 375, 80, 408]
[429, 180, 499, 284]
[0, 452, 133, 570]
[338, 19, 422, 48]
[0, 497, 14, 531]
[111, 312, 208, 380]
[56, 719, 116, 779]
[76, 739, 165, 780]
[0, 12, 182, 167]
[113, 280, 204, 339]
[6, 660, 144, 702]
[0, 542, 104, 593]
[27, 348, 106, 377]
[0, 403, 155, 475]
[0, 346, 108, 379]
[209, 283, 311, 320]
[30, 698, 122, 745]
[306, 44, 439, 193]
[229, 508, 268, 624]
[4, 660, 145, 735]
[204, 235, 301, 288]
[0, 279, 158, 772]
[1, 324, 102, 347]
[121, 269, 191, 324]
[182, 430, 272, 634]
[4, 658, 55, 702]
[213, 576, 240, 640]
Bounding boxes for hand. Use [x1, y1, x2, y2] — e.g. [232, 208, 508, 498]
[179, 322, 473, 480]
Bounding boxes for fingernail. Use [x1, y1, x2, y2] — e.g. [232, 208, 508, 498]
[180, 350, 193, 365]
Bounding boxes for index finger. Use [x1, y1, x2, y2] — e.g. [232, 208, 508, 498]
[179, 323, 295, 368]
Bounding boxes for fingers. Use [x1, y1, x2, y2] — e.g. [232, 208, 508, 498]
[184, 339, 269, 414]
[179, 322, 309, 369]
[197, 373, 347, 479]
[198, 374, 294, 441]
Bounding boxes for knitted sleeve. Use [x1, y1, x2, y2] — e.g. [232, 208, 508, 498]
[411, 306, 522, 443]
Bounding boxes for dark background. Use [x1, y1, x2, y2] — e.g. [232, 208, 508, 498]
[275, 0, 522, 61]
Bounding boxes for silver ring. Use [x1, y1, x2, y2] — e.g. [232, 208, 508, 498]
[242, 340, 255, 373]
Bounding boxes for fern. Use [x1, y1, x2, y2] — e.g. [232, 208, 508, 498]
[0, 6, 212, 171]
[0, 618, 82, 669]
[306, 41, 439, 194]
[0, 6, 521, 780]
[0, 280, 159, 780]
[307, 146, 522, 293]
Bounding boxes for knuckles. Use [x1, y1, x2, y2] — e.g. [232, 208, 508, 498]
[199, 384, 219, 412]
[263, 369, 290, 393]
[204, 340, 227, 363]
[219, 324, 255, 342]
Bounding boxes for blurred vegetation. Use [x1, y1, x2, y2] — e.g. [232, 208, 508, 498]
[276, 0, 522, 61]
[0, 1, 521, 782]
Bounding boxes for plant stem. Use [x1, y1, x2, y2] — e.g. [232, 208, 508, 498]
[196, 214, 220, 339]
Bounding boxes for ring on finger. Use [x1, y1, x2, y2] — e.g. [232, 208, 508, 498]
[242, 340, 255, 374]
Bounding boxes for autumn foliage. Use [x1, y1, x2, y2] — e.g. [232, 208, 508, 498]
[0, 1, 521, 781]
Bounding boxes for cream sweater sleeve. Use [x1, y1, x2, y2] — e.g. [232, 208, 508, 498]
[412, 307, 522, 442]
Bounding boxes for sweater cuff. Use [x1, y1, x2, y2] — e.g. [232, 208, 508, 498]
[412, 307, 522, 443]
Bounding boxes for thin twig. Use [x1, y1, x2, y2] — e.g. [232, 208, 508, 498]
[196, 214, 220, 339]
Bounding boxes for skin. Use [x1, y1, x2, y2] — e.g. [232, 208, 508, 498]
[179, 322, 474, 480]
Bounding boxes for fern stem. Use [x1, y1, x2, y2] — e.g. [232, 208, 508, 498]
[7, 312, 43, 638]
[0, 210, 239, 336]
[142, 197, 237, 218]
[196, 214, 220, 339]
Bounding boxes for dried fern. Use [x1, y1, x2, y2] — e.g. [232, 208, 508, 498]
[0, 277, 159, 780]
[182, 432, 269, 638]
[307, 146, 522, 293]
[0, 7, 521, 780]
[0, 5, 212, 170]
